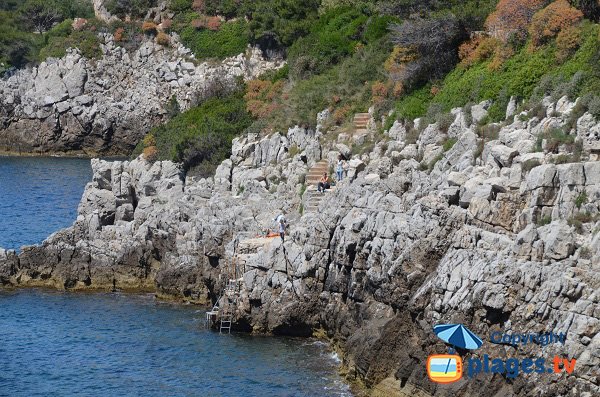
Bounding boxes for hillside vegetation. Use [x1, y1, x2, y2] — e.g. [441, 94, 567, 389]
[144, 0, 600, 175]
[2, 1, 600, 176]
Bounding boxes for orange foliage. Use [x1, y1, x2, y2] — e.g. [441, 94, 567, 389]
[556, 25, 582, 62]
[392, 82, 404, 98]
[529, 0, 583, 49]
[161, 19, 172, 31]
[371, 81, 388, 104]
[384, 46, 418, 82]
[459, 36, 485, 64]
[143, 146, 158, 162]
[72, 18, 87, 31]
[485, 0, 547, 41]
[488, 44, 514, 71]
[332, 105, 352, 125]
[114, 27, 125, 42]
[460, 36, 506, 68]
[156, 32, 170, 46]
[206, 16, 222, 31]
[192, 0, 205, 13]
[244, 80, 284, 118]
[142, 21, 157, 34]
[372, 81, 388, 97]
[191, 18, 204, 29]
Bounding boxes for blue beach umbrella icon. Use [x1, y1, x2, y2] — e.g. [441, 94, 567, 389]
[434, 324, 483, 350]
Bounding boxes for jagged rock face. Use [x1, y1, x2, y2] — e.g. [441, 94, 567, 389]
[1, 103, 600, 396]
[0, 37, 281, 155]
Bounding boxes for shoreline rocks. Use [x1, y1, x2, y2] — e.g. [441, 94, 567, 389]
[1, 100, 600, 397]
[0, 36, 282, 156]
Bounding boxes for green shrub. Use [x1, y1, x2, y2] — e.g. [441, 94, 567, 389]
[168, 0, 191, 12]
[39, 30, 101, 60]
[427, 153, 444, 171]
[273, 37, 389, 128]
[287, 7, 368, 79]
[142, 89, 252, 174]
[246, 0, 320, 48]
[393, 22, 600, 126]
[537, 215, 552, 226]
[179, 19, 249, 60]
[106, 0, 157, 18]
[443, 138, 457, 152]
[543, 127, 575, 153]
[394, 85, 433, 121]
[476, 123, 500, 141]
[567, 211, 596, 233]
[46, 19, 73, 39]
[588, 96, 600, 118]
[521, 159, 542, 173]
[575, 191, 588, 209]
[363, 14, 399, 43]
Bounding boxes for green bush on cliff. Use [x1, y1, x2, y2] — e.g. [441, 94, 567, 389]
[39, 29, 101, 60]
[106, 0, 157, 18]
[137, 90, 253, 176]
[179, 19, 249, 60]
[392, 22, 600, 122]
[287, 8, 396, 80]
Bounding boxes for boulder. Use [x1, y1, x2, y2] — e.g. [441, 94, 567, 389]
[539, 222, 575, 260]
[471, 100, 492, 124]
[506, 96, 517, 119]
[490, 144, 519, 168]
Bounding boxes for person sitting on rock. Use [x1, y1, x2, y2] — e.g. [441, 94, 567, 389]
[317, 172, 330, 193]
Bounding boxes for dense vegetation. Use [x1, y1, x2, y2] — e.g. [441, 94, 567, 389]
[2, 0, 600, 173]
[134, 89, 253, 176]
[0, 0, 95, 72]
[142, 0, 600, 173]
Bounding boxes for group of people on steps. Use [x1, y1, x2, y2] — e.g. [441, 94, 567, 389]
[318, 154, 347, 193]
[272, 153, 348, 242]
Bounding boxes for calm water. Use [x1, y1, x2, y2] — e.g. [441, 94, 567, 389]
[0, 156, 92, 250]
[0, 157, 350, 396]
[0, 290, 350, 397]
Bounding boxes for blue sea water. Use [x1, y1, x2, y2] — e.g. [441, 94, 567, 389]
[0, 156, 93, 251]
[0, 290, 350, 397]
[0, 157, 350, 396]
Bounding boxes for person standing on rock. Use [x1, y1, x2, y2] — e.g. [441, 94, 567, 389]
[279, 218, 286, 242]
[336, 154, 346, 182]
[273, 212, 286, 234]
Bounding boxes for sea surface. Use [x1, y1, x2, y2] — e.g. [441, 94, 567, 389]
[0, 157, 350, 396]
[0, 290, 350, 397]
[0, 156, 93, 251]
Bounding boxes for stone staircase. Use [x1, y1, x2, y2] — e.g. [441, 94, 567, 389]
[304, 159, 336, 212]
[305, 159, 330, 186]
[353, 113, 370, 133]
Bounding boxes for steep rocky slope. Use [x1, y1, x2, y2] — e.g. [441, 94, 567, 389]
[1, 99, 599, 396]
[0, 35, 279, 155]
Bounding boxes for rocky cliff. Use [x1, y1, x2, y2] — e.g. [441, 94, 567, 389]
[0, 35, 280, 155]
[1, 99, 599, 397]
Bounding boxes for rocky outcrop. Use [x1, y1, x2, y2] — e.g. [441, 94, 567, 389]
[1, 100, 600, 396]
[0, 36, 281, 155]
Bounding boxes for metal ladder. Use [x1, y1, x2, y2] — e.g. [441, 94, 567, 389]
[219, 279, 238, 333]
[213, 250, 248, 334]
